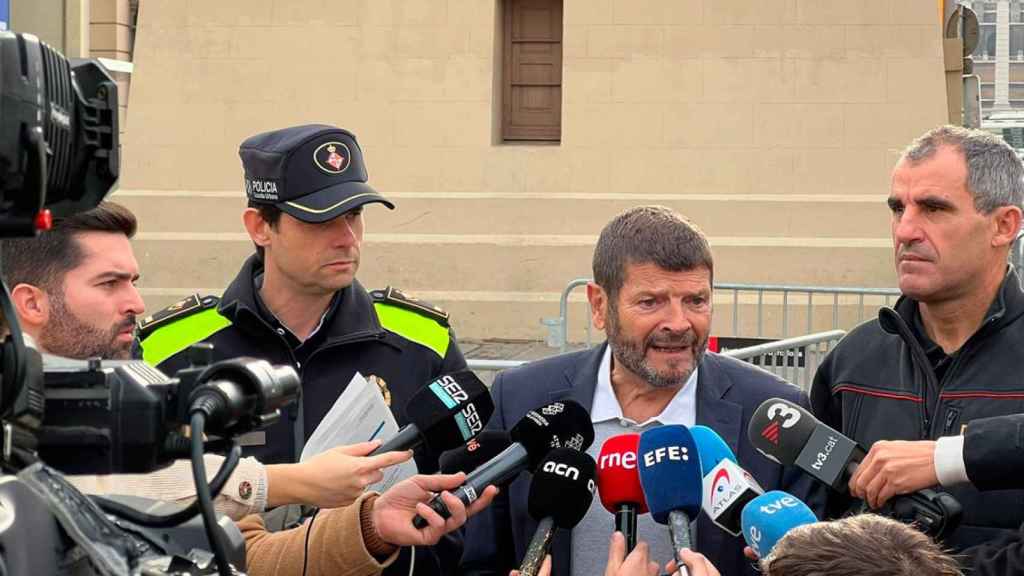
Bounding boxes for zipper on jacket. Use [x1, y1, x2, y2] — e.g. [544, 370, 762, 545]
[881, 309, 936, 438]
[943, 407, 960, 435]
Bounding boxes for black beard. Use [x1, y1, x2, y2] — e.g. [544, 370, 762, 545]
[606, 301, 707, 389]
[39, 293, 135, 360]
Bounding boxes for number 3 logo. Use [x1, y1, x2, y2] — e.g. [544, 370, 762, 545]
[766, 402, 801, 429]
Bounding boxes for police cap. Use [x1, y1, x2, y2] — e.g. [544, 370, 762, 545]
[239, 124, 394, 223]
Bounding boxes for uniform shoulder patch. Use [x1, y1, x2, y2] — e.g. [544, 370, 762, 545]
[137, 294, 221, 339]
[370, 286, 449, 328]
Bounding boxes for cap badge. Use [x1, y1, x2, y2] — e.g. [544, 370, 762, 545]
[314, 141, 351, 174]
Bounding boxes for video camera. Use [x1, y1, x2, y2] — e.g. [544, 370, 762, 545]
[0, 33, 301, 576]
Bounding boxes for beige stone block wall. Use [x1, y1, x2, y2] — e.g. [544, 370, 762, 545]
[120, 0, 948, 341]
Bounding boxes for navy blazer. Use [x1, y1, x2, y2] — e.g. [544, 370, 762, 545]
[460, 344, 827, 576]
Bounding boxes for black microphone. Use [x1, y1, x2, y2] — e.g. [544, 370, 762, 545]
[747, 397, 863, 491]
[371, 370, 494, 455]
[517, 448, 597, 576]
[747, 398, 962, 539]
[413, 399, 594, 528]
[439, 430, 512, 474]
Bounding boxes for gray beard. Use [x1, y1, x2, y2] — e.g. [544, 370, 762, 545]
[606, 305, 707, 389]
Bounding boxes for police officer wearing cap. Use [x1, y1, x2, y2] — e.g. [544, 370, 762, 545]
[138, 124, 467, 574]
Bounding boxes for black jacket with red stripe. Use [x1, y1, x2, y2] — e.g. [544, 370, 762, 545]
[810, 267, 1024, 551]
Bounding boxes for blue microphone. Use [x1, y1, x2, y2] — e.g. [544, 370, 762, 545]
[691, 426, 765, 536]
[637, 425, 703, 575]
[689, 425, 736, 475]
[740, 490, 817, 559]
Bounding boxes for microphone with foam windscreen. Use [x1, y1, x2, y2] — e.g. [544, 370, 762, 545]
[439, 430, 512, 474]
[517, 448, 597, 576]
[637, 425, 703, 576]
[412, 399, 595, 528]
[746, 397, 963, 540]
[740, 490, 817, 559]
[691, 425, 765, 536]
[597, 433, 647, 553]
[371, 370, 494, 456]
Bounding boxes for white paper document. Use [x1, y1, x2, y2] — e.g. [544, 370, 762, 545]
[300, 372, 418, 493]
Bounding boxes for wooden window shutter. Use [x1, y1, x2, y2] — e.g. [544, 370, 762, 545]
[502, 0, 563, 142]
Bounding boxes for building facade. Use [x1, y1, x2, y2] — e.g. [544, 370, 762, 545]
[113, 1, 948, 340]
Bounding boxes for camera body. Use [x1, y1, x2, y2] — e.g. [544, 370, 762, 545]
[0, 31, 300, 576]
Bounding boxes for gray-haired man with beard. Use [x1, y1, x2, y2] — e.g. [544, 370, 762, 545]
[460, 206, 824, 576]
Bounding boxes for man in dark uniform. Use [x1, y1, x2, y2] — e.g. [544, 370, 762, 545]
[138, 124, 467, 574]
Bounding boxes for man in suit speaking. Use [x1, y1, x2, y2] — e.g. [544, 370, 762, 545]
[460, 206, 825, 576]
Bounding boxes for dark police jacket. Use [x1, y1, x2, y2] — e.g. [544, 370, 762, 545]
[810, 267, 1024, 551]
[140, 254, 467, 575]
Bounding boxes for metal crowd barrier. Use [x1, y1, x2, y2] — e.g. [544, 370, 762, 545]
[543, 278, 899, 352]
[465, 329, 846, 393]
[720, 329, 846, 393]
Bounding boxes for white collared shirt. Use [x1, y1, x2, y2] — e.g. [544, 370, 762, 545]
[590, 344, 698, 427]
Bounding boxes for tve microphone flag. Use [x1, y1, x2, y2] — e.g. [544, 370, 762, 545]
[517, 448, 597, 576]
[747, 397, 863, 491]
[637, 425, 703, 575]
[740, 490, 817, 558]
[597, 433, 647, 552]
[692, 426, 764, 536]
[372, 370, 494, 455]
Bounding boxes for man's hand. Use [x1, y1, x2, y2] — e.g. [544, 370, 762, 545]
[371, 472, 499, 547]
[848, 440, 938, 509]
[266, 440, 413, 509]
[666, 549, 721, 576]
[604, 532, 659, 576]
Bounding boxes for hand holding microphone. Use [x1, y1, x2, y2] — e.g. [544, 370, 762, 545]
[370, 370, 494, 455]
[414, 399, 595, 528]
[848, 439, 939, 508]
[747, 397, 962, 540]
[516, 448, 597, 576]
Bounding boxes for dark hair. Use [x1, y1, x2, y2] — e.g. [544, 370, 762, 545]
[248, 201, 282, 259]
[763, 514, 962, 576]
[0, 201, 137, 291]
[592, 205, 713, 302]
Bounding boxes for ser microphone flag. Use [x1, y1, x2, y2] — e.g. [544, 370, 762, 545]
[740, 490, 817, 559]
[413, 399, 594, 528]
[691, 425, 764, 536]
[371, 370, 494, 456]
[637, 425, 703, 576]
[597, 433, 647, 552]
[517, 448, 597, 576]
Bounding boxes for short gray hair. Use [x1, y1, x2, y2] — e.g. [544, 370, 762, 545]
[901, 125, 1024, 213]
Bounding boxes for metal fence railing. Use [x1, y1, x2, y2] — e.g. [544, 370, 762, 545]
[720, 329, 846, 393]
[466, 329, 846, 392]
[543, 278, 899, 352]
